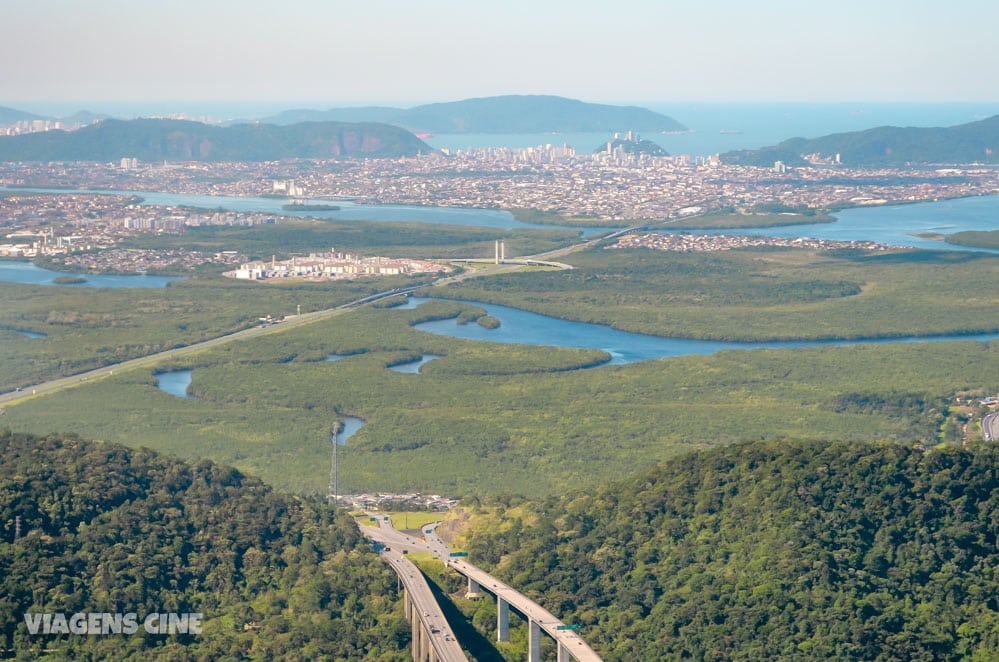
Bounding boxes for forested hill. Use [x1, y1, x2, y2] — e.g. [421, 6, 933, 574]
[0, 105, 44, 125]
[264, 95, 688, 134]
[722, 114, 999, 166]
[462, 440, 999, 660]
[0, 118, 433, 162]
[0, 431, 408, 660]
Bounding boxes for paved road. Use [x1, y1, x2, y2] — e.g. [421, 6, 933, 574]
[360, 519, 467, 661]
[380, 548, 467, 662]
[983, 411, 999, 441]
[425, 525, 603, 662]
[1, 223, 634, 407]
[0, 286, 417, 406]
[372, 520, 603, 662]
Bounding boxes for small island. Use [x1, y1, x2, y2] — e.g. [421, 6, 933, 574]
[52, 275, 87, 284]
[476, 315, 501, 329]
[282, 203, 341, 212]
[594, 131, 669, 158]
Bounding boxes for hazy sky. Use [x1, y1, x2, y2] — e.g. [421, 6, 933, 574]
[3, 0, 997, 108]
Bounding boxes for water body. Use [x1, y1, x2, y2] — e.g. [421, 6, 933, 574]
[155, 369, 193, 399]
[151, 367, 367, 442]
[325, 354, 345, 362]
[663, 196, 999, 253]
[392, 297, 424, 310]
[336, 416, 366, 444]
[11, 188, 611, 235]
[0, 260, 180, 288]
[11, 187, 998, 252]
[409, 298, 999, 365]
[427, 102, 999, 157]
[388, 354, 441, 374]
[15, 330, 45, 339]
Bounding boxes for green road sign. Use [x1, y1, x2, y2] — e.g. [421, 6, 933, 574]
[448, 551, 468, 557]
[424, 529, 433, 534]
[556, 624, 581, 631]
[369, 517, 377, 522]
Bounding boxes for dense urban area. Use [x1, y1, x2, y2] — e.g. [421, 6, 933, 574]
[2, 146, 998, 273]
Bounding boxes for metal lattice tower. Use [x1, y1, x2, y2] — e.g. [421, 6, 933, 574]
[327, 425, 340, 507]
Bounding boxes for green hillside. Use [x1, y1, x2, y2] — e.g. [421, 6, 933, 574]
[264, 95, 687, 134]
[0, 431, 408, 660]
[0, 118, 433, 162]
[723, 114, 999, 166]
[0, 106, 44, 125]
[461, 440, 999, 660]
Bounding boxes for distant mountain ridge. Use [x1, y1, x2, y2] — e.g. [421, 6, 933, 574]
[722, 114, 999, 166]
[0, 105, 108, 126]
[0, 105, 45, 125]
[263, 95, 688, 134]
[0, 118, 433, 161]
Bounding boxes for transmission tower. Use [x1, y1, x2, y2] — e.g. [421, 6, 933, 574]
[327, 424, 341, 507]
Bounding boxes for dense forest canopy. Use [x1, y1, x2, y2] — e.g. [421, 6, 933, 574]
[721, 114, 999, 166]
[0, 431, 408, 660]
[0, 119, 432, 162]
[461, 440, 999, 661]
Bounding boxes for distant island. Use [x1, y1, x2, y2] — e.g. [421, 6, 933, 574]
[722, 114, 999, 166]
[52, 275, 87, 284]
[0, 118, 434, 162]
[262, 95, 687, 135]
[281, 202, 341, 212]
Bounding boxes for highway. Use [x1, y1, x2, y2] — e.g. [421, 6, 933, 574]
[362, 518, 603, 662]
[0, 222, 636, 407]
[360, 526, 468, 662]
[361, 518, 468, 662]
[0, 286, 418, 407]
[983, 411, 999, 441]
[424, 525, 603, 662]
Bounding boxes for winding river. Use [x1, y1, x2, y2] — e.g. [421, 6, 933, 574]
[154, 368, 366, 441]
[407, 298, 999, 365]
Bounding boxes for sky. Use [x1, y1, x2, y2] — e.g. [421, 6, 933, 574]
[3, 0, 998, 113]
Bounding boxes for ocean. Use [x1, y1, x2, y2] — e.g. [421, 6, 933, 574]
[11, 101, 999, 158]
[425, 102, 999, 157]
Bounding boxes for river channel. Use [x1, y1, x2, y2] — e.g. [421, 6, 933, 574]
[673, 195, 999, 253]
[0, 260, 180, 288]
[406, 298, 999, 365]
[154, 368, 368, 441]
[4, 191, 997, 290]
[9, 187, 615, 235]
[12, 187, 999, 249]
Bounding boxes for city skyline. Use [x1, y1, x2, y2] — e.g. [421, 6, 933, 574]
[3, 0, 998, 110]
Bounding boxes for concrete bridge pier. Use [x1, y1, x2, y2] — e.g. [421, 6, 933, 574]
[497, 596, 510, 642]
[417, 621, 438, 662]
[468, 577, 480, 594]
[405, 592, 436, 662]
[528, 620, 541, 662]
[410, 599, 421, 659]
[558, 642, 571, 662]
